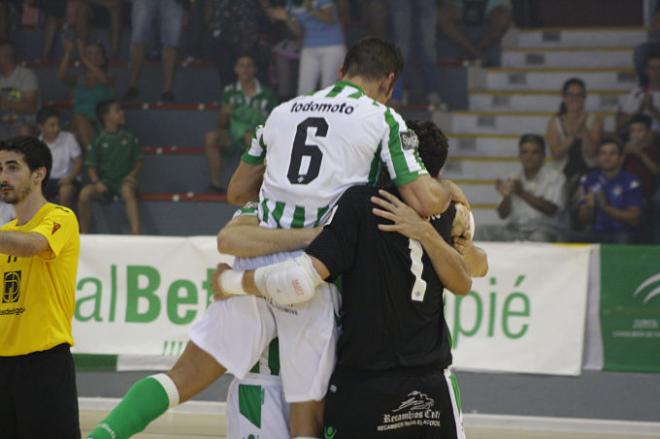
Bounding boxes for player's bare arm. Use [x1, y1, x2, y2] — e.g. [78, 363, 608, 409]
[371, 189, 472, 295]
[398, 174, 451, 218]
[454, 237, 488, 278]
[217, 214, 321, 258]
[226, 161, 265, 205]
[0, 230, 50, 257]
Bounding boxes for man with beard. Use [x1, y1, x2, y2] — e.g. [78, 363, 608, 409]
[0, 136, 81, 438]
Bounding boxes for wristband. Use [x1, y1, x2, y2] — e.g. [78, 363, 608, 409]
[218, 269, 248, 296]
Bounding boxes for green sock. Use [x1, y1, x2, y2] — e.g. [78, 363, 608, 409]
[87, 374, 179, 439]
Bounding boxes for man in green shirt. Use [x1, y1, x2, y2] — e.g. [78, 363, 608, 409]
[78, 100, 142, 234]
[205, 54, 277, 193]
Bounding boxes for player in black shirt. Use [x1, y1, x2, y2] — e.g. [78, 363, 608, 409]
[216, 120, 484, 438]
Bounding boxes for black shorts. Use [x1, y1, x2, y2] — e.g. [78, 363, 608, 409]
[323, 366, 465, 439]
[0, 344, 80, 438]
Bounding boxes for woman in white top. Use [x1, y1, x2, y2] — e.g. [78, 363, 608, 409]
[36, 107, 83, 208]
[545, 78, 603, 177]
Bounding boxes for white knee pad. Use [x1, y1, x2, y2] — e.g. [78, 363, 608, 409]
[254, 254, 323, 306]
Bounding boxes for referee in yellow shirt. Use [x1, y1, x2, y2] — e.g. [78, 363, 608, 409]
[0, 137, 81, 438]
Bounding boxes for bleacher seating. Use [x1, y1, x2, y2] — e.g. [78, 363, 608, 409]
[445, 26, 646, 227]
[12, 19, 649, 235]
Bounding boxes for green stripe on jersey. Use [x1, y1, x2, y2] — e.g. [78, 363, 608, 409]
[368, 144, 383, 185]
[325, 84, 345, 97]
[384, 109, 411, 178]
[241, 151, 264, 165]
[268, 339, 280, 376]
[348, 89, 364, 99]
[260, 198, 270, 223]
[271, 201, 286, 228]
[314, 206, 330, 227]
[240, 201, 258, 216]
[291, 206, 306, 228]
[238, 384, 264, 428]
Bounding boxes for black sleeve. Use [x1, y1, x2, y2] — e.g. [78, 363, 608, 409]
[306, 187, 365, 280]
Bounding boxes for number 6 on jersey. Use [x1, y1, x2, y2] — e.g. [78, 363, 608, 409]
[287, 117, 328, 185]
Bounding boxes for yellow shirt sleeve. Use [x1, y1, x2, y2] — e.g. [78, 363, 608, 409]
[29, 207, 79, 260]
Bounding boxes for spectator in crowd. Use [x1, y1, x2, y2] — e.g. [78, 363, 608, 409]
[623, 113, 660, 200]
[74, 0, 123, 59]
[124, 0, 184, 101]
[205, 53, 277, 193]
[0, 40, 39, 140]
[437, 0, 512, 66]
[546, 78, 602, 176]
[58, 37, 116, 150]
[578, 138, 643, 244]
[618, 54, 660, 134]
[267, 0, 345, 95]
[37, 107, 82, 208]
[208, 0, 266, 89]
[476, 134, 565, 242]
[546, 77, 602, 226]
[633, 1, 660, 87]
[389, 0, 441, 106]
[78, 100, 142, 234]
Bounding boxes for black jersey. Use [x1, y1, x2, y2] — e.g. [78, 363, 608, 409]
[306, 185, 456, 372]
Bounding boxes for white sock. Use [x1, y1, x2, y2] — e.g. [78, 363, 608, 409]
[151, 373, 180, 409]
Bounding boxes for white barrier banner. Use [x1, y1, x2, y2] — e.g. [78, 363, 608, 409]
[445, 242, 593, 376]
[73, 235, 230, 357]
[73, 237, 592, 376]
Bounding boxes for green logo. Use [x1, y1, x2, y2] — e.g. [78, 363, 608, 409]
[324, 426, 337, 439]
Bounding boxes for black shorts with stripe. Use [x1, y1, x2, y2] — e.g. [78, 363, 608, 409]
[0, 343, 80, 438]
[322, 366, 465, 439]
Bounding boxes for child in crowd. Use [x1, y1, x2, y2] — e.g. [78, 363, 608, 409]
[37, 107, 82, 208]
[78, 100, 142, 234]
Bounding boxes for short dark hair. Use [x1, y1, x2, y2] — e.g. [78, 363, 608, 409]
[96, 99, 119, 124]
[518, 133, 546, 155]
[36, 107, 60, 125]
[597, 137, 624, 155]
[0, 136, 52, 189]
[629, 113, 652, 129]
[342, 37, 404, 82]
[406, 120, 449, 178]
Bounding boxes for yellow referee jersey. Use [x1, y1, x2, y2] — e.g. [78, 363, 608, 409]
[0, 203, 80, 356]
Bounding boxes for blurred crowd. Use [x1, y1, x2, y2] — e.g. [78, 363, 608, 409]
[478, 10, 660, 245]
[0, 0, 658, 244]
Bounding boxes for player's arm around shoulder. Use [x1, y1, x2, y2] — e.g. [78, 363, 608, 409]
[217, 212, 321, 258]
[378, 109, 452, 217]
[398, 176, 451, 218]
